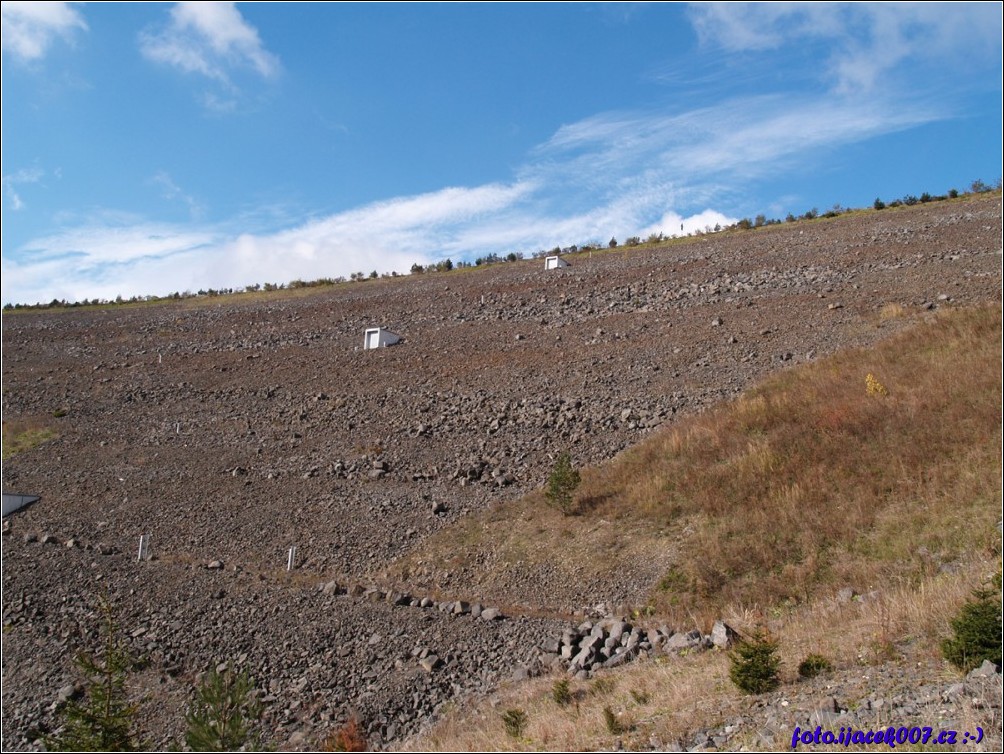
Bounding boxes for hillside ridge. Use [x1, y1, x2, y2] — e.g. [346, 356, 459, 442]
[2, 194, 1001, 750]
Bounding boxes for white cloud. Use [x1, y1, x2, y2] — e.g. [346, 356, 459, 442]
[2, 167, 45, 210]
[21, 223, 217, 265]
[0, 183, 534, 304]
[139, 2, 279, 92]
[151, 171, 204, 219]
[639, 209, 737, 239]
[1, 62, 954, 306]
[2, 247, 210, 305]
[537, 93, 940, 195]
[1, 222, 218, 304]
[688, 2, 1002, 93]
[321, 182, 536, 240]
[689, 2, 846, 53]
[1, 1, 86, 62]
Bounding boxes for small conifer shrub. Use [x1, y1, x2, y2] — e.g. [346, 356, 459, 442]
[545, 452, 581, 515]
[942, 580, 1002, 673]
[552, 678, 572, 706]
[630, 688, 650, 704]
[729, 630, 781, 694]
[602, 706, 624, 734]
[797, 653, 833, 679]
[185, 666, 262, 751]
[45, 600, 140, 752]
[501, 708, 528, 738]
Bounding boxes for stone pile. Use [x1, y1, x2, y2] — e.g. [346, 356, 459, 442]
[317, 579, 506, 622]
[538, 617, 739, 678]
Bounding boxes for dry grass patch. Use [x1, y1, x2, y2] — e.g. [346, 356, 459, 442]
[399, 651, 736, 752]
[2, 420, 57, 460]
[878, 302, 907, 321]
[722, 558, 1000, 673]
[388, 305, 1000, 624]
[581, 304, 1001, 620]
[399, 559, 1000, 752]
[393, 301, 1001, 751]
[383, 490, 676, 614]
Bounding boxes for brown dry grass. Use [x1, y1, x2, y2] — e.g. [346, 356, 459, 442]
[381, 490, 676, 617]
[878, 302, 907, 321]
[389, 305, 1001, 627]
[400, 558, 999, 752]
[395, 304, 1002, 752]
[320, 715, 368, 751]
[400, 650, 736, 752]
[580, 303, 1001, 622]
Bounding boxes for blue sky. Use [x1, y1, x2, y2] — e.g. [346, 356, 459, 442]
[2, 2, 1001, 305]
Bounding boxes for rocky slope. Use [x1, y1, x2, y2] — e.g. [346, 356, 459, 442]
[2, 195, 1001, 749]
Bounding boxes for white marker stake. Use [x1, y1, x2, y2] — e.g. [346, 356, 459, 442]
[287, 546, 297, 571]
[137, 534, 149, 562]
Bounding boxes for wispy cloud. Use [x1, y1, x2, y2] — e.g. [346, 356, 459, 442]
[688, 2, 1002, 94]
[2, 220, 221, 304]
[2, 81, 950, 306]
[1, 184, 534, 303]
[2, 167, 45, 210]
[1, 1, 86, 63]
[535, 93, 940, 196]
[19, 222, 218, 266]
[139, 2, 279, 107]
[4, 3, 975, 306]
[151, 171, 205, 220]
